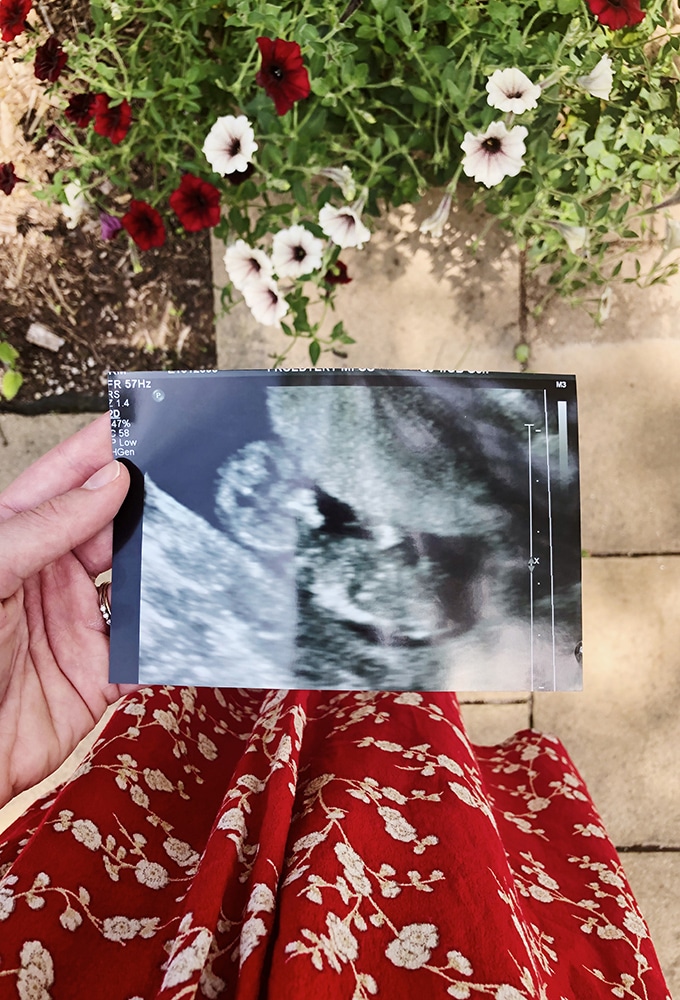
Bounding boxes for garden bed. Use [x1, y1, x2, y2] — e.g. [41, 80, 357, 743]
[0, 216, 216, 413]
[0, 1, 216, 414]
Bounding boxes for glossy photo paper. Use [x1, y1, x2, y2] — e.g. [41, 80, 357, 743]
[109, 369, 582, 691]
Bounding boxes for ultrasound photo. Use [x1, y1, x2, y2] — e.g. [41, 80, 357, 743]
[108, 369, 582, 691]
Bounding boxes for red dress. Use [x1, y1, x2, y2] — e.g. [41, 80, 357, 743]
[0, 687, 670, 998]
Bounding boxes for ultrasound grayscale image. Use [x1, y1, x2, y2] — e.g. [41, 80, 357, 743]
[109, 370, 582, 691]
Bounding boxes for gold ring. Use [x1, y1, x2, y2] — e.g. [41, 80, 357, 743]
[97, 581, 111, 628]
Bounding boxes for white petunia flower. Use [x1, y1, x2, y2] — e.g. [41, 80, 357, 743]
[272, 224, 324, 278]
[318, 165, 357, 201]
[224, 240, 273, 291]
[461, 121, 528, 188]
[419, 192, 452, 239]
[551, 222, 590, 256]
[62, 181, 87, 229]
[598, 286, 613, 323]
[577, 55, 614, 101]
[664, 217, 680, 252]
[319, 202, 371, 248]
[203, 115, 258, 175]
[486, 68, 541, 114]
[242, 277, 289, 327]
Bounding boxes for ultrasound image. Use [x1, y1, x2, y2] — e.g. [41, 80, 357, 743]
[129, 376, 581, 691]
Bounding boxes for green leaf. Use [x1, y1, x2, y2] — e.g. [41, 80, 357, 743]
[394, 7, 412, 36]
[426, 46, 453, 65]
[309, 340, 321, 365]
[94, 61, 117, 81]
[657, 135, 679, 155]
[383, 124, 400, 148]
[583, 139, 604, 159]
[408, 85, 432, 104]
[0, 341, 18, 365]
[2, 369, 22, 401]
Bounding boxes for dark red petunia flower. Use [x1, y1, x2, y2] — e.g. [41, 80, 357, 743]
[34, 35, 68, 83]
[255, 37, 311, 116]
[0, 161, 25, 195]
[65, 92, 95, 128]
[0, 0, 31, 42]
[586, 0, 645, 29]
[122, 199, 165, 251]
[324, 259, 352, 285]
[93, 95, 132, 145]
[169, 173, 221, 232]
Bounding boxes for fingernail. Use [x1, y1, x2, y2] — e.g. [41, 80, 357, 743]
[82, 460, 121, 490]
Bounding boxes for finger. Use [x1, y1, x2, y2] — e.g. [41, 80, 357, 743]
[0, 460, 130, 600]
[0, 413, 113, 523]
[73, 522, 115, 580]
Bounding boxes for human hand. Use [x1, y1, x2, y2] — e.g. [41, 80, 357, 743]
[0, 414, 135, 807]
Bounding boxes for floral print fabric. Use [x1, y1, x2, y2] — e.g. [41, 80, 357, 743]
[0, 687, 670, 999]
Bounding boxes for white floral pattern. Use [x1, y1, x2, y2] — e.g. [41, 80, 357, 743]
[0, 687, 671, 999]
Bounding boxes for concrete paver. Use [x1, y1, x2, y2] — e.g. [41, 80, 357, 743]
[213, 198, 526, 373]
[534, 556, 680, 847]
[459, 701, 531, 746]
[530, 340, 680, 555]
[0, 412, 91, 493]
[619, 853, 680, 997]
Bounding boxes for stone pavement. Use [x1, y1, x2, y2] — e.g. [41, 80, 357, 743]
[0, 194, 678, 991]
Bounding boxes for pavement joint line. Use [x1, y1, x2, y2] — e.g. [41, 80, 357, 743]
[615, 845, 680, 853]
[459, 699, 530, 705]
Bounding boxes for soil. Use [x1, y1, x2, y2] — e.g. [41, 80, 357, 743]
[0, 3, 216, 415]
[0, 219, 216, 414]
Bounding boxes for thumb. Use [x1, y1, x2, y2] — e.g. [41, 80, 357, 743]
[0, 460, 130, 599]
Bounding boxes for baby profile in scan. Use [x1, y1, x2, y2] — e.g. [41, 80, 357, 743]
[137, 380, 580, 690]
